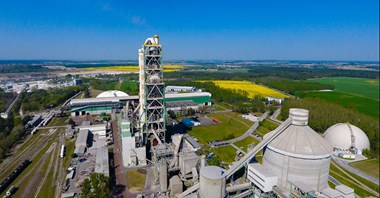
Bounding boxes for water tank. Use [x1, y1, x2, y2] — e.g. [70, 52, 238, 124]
[263, 108, 333, 192]
[199, 166, 226, 198]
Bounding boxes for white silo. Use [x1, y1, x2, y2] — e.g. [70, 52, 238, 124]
[199, 166, 226, 198]
[263, 108, 333, 192]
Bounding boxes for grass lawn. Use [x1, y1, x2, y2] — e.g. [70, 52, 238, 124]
[308, 77, 379, 100]
[234, 137, 259, 152]
[330, 162, 379, 196]
[188, 113, 250, 144]
[125, 170, 147, 192]
[260, 119, 279, 130]
[212, 145, 237, 163]
[349, 158, 379, 179]
[255, 126, 270, 136]
[304, 91, 379, 118]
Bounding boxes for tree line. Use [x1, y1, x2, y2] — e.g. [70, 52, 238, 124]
[280, 98, 379, 157]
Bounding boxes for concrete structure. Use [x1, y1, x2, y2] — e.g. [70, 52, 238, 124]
[97, 90, 129, 98]
[95, 147, 109, 177]
[324, 123, 370, 152]
[139, 34, 166, 143]
[262, 108, 333, 192]
[179, 151, 199, 179]
[199, 166, 226, 198]
[247, 163, 277, 193]
[169, 176, 183, 198]
[266, 96, 284, 104]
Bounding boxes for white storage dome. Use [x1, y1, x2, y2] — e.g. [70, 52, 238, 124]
[323, 123, 370, 151]
[96, 90, 129, 98]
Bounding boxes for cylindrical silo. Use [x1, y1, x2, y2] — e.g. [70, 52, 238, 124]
[263, 108, 333, 192]
[199, 166, 226, 198]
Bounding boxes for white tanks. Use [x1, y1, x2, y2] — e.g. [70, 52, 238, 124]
[323, 123, 370, 151]
[199, 166, 226, 198]
[263, 108, 333, 192]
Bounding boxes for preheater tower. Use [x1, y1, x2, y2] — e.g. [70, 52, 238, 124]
[139, 35, 166, 143]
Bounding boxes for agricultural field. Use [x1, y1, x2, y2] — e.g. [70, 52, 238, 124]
[205, 80, 288, 99]
[308, 77, 379, 100]
[306, 77, 379, 118]
[82, 65, 183, 72]
[304, 91, 379, 118]
[187, 112, 253, 144]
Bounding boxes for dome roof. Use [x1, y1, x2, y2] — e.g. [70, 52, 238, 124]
[267, 125, 333, 159]
[323, 123, 370, 151]
[96, 90, 129, 98]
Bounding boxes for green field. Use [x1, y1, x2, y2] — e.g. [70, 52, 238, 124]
[349, 158, 380, 179]
[305, 91, 379, 118]
[306, 77, 379, 118]
[234, 137, 259, 152]
[188, 113, 252, 144]
[308, 77, 379, 100]
[212, 145, 237, 163]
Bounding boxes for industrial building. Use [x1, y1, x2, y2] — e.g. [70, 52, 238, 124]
[69, 91, 211, 117]
[174, 108, 355, 198]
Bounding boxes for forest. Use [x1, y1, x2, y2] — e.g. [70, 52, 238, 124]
[0, 65, 50, 73]
[20, 85, 86, 112]
[0, 89, 17, 112]
[280, 98, 379, 157]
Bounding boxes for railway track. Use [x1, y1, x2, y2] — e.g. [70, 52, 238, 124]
[0, 129, 58, 181]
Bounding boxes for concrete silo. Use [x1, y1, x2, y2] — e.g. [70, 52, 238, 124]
[262, 108, 333, 192]
[199, 166, 226, 198]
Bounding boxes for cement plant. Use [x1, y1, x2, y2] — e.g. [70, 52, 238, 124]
[0, 35, 378, 198]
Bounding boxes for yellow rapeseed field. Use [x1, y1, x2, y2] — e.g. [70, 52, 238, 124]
[207, 80, 288, 99]
[83, 65, 183, 72]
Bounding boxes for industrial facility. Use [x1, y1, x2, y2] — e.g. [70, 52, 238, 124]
[63, 35, 359, 198]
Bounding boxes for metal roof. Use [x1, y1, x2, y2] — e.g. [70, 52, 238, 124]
[166, 100, 198, 108]
[267, 124, 333, 159]
[96, 90, 129, 98]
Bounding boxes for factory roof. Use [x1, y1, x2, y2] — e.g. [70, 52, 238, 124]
[95, 147, 109, 177]
[76, 129, 89, 147]
[200, 166, 225, 180]
[323, 123, 370, 150]
[335, 185, 354, 195]
[267, 124, 333, 159]
[248, 163, 276, 178]
[166, 92, 211, 98]
[322, 188, 343, 198]
[97, 90, 129, 98]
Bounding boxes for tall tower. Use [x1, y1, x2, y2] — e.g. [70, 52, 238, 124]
[139, 35, 166, 144]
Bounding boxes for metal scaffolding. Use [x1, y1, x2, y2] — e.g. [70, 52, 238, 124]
[139, 35, 166, 144]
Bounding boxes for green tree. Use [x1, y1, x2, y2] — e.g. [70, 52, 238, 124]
[167, 110, 177, 119]
[81, 178, 91, 198]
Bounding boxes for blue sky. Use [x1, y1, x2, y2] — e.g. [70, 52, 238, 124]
[0, 0, 378, 61]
